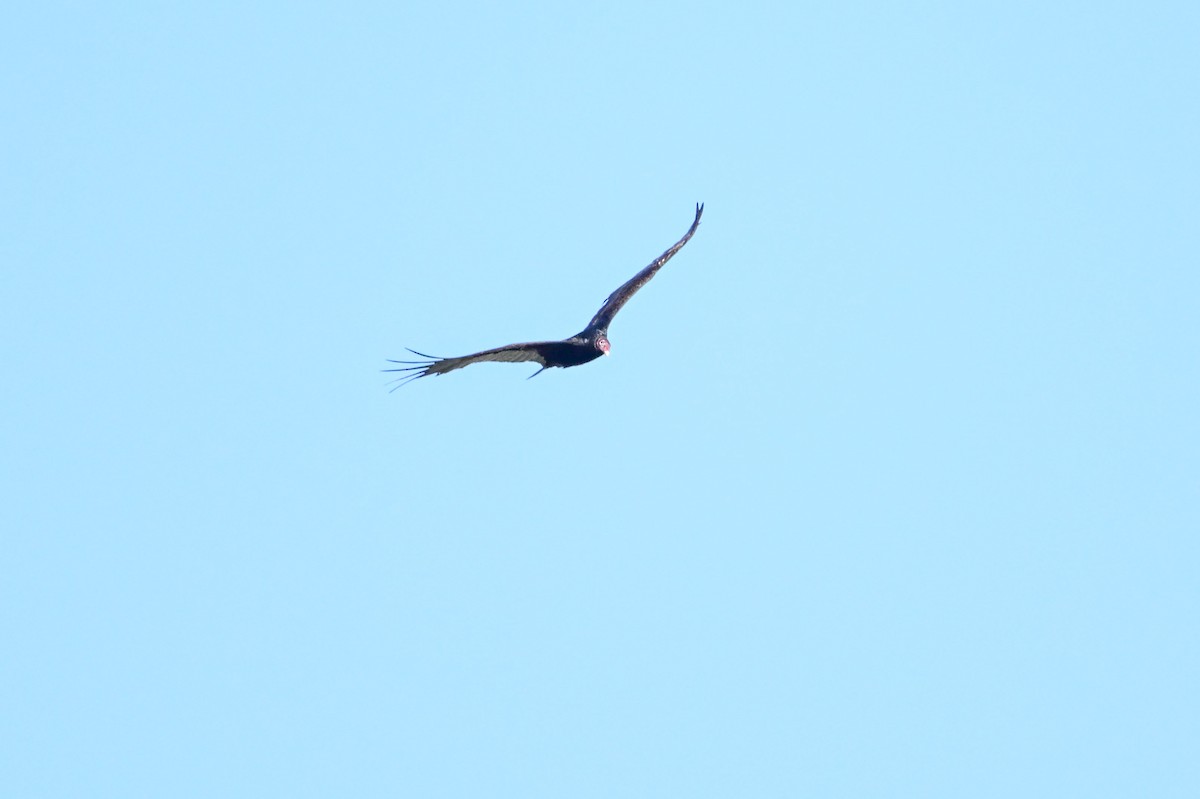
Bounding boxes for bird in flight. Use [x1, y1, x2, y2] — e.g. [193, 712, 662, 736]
[386, 203, 704, 389]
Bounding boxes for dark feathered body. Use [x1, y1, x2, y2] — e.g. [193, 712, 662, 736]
[387, 204, 703, 388]
[537, 337, 606, 368]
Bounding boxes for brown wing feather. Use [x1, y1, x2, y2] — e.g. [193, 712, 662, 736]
[587, 203, 703, 332]
[384, 342, 552, 389]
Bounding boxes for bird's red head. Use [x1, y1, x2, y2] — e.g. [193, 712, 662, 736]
[596, 335, 611, 356]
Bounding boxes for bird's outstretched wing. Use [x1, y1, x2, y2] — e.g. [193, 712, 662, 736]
[384, 343, 553, 390]
[587, 203, 704, 332]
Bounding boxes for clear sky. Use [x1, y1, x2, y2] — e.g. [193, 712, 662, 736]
[3, 2, 1197, 796]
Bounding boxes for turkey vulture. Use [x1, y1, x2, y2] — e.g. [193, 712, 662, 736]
[386, 203, 703, 388]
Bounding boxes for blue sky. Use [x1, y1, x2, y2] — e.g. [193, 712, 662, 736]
[3, 2, 1197, 796]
